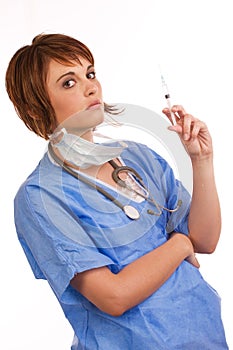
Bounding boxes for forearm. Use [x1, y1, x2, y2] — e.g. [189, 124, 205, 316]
[188, 156, 221, 252]
[113, 234, 193, 313]
[71, 234, 195, 316]
[162, 105, 221, 252]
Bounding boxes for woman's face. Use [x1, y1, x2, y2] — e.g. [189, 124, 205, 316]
[46, 57, 104, 136]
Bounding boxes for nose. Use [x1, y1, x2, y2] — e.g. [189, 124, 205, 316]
[84, 80, 98, 96]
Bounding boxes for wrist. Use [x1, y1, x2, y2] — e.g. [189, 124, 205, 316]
[170, 233, 193, 260]
[191, 155, 215, 183]
[191, 153, 213, 165]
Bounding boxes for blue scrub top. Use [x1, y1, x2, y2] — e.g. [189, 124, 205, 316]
[14, 141, 228, 349]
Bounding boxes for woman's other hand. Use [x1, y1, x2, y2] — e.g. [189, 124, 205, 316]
[162, 105, 213, 161]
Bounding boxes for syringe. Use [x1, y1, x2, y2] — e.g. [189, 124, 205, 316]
[161, 73, 177, 126]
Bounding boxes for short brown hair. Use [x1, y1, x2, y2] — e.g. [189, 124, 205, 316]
[5, 33, 118, 139]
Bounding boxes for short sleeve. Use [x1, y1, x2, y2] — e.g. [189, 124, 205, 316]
[14, 183, 114, 300]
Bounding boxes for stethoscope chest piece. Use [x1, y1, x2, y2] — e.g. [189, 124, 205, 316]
[123, 205, 140, 220]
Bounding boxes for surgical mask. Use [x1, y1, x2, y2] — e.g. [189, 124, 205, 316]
[49, 128, 127, 168]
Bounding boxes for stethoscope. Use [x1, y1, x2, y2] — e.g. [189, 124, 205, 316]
[48, 142, 182, 220]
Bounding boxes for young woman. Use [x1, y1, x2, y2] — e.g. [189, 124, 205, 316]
[6, 33, 228, 349]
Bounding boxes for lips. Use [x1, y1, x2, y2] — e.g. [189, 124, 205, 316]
[87, 100, 102, 110]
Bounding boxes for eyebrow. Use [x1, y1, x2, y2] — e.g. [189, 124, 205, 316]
[56, 65, 94, 83]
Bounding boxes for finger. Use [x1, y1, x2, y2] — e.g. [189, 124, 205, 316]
[162, 107, 180, 126]
[170, 105, 187, 118]
[190, 120, 207, 140]
[189, 121, 201, 141]
[186, 253, 200, 268]
[182, 113, 194, 141]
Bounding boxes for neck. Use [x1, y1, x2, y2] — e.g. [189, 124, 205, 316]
[79, 129, 94, 142]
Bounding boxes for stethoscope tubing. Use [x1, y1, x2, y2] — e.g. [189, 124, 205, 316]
[108, 159, 144, 187]
[48, 143, 182, 219]
[48, 142, 126, 211]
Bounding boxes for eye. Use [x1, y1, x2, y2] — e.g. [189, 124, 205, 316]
[63, 79, 76, 89]
[87, 71, 96, 79]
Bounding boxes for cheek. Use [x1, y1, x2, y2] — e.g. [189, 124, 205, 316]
[51, 93, 75, 112]
[50, 93, 85, 124]
[97, 82, 103, 96]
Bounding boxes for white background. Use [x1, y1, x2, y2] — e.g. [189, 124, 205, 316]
[1, 0, 232, 348]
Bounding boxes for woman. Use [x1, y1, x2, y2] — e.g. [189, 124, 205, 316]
[6, 33, 228, 349]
